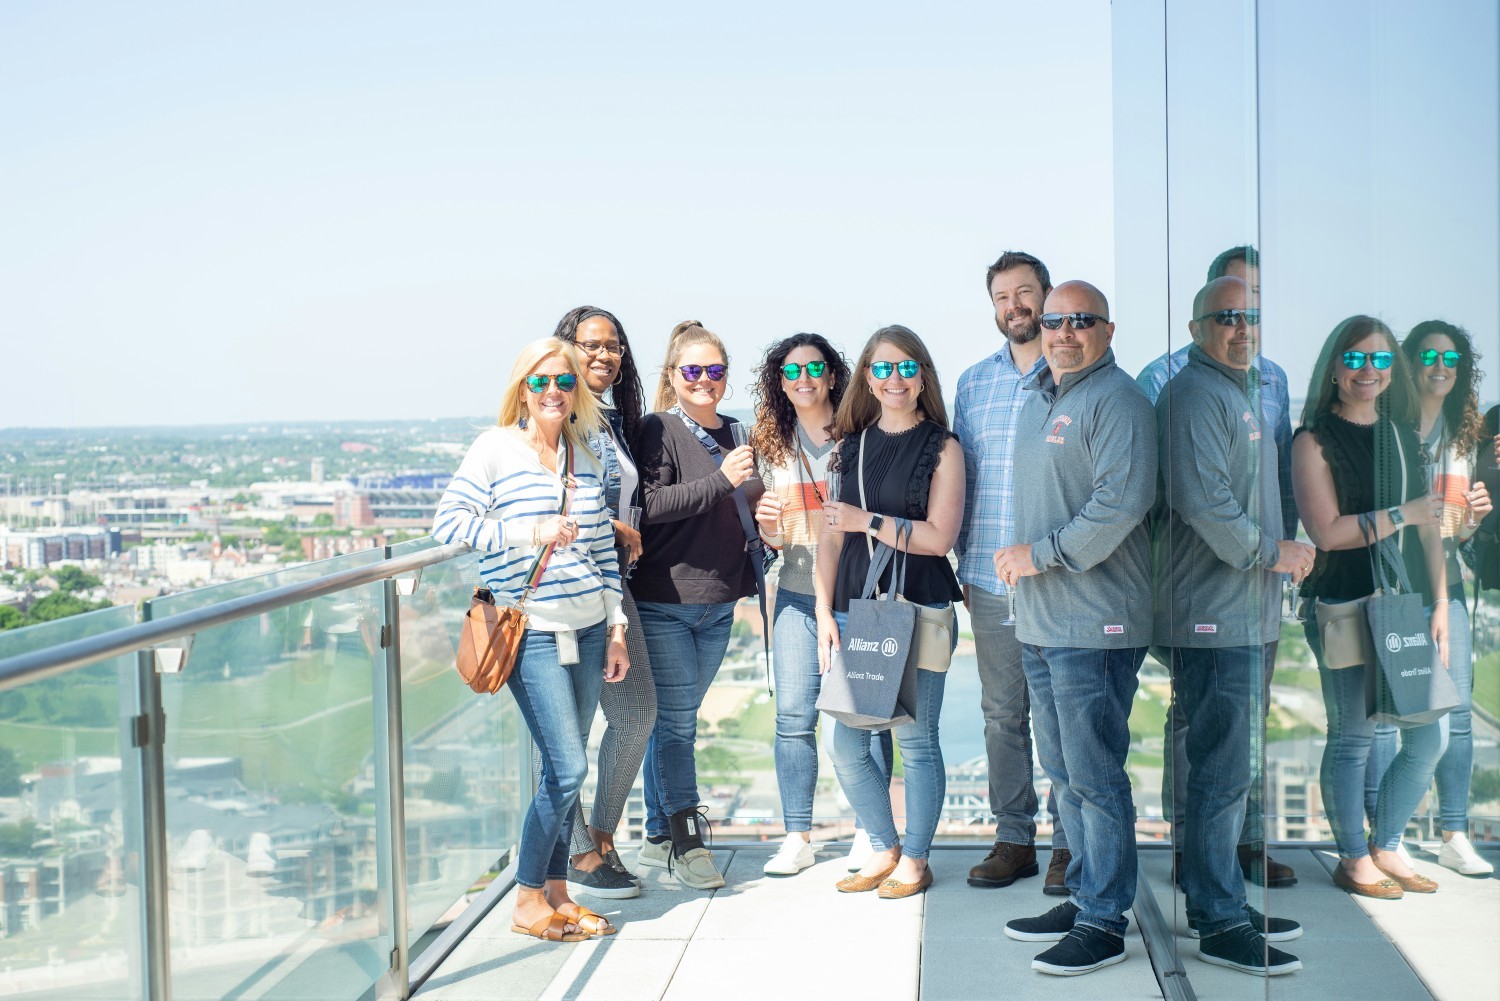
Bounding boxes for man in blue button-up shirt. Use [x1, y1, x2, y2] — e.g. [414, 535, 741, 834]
[954, 250, 1073, 894]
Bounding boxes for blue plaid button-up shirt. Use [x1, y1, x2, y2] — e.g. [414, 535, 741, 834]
[1136, 345, 1299, 541]
[954, 341, 1049, 596]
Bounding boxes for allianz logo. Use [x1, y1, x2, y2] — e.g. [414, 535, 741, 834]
[1384, 631, 1429, 653]
[847, 637, 901, 658]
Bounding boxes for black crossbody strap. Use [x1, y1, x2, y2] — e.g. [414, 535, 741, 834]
[667, 406, 773, 674]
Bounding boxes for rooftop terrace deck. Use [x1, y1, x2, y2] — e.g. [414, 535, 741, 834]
[415, 844, 1498, 1001]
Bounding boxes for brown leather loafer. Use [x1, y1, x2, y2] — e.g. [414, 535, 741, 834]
[877, 866, 934, 899]
[1371, 857, 1438, 893]
[836, 857, 899, 893]
[1238, 844, 1297, 887]
[967, 842, 1039, 888]
[1044, 848, 1072, 896]
[1332, 864, 1403, 899]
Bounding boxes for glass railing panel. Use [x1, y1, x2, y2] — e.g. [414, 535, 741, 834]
[387, 540, 525, 950]
[0, 605, 143, 1001]
[150, 572, 391, 1001]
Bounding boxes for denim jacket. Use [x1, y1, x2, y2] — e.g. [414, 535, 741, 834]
[589, 409, 639, 518]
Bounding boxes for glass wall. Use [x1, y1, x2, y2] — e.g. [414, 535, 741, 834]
[0, 606, 144, 1001]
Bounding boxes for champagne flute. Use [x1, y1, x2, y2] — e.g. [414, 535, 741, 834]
[623, 505, 643, 577]
[1000, 584, 1017, 627]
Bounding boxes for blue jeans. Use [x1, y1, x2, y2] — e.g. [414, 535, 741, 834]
[969, 585, 1064, 848]
[1368, 600, 1470, 832]
[1171, 645, 1259, 937]
[829, 609, 949, 859]
[1022, 644, 1145, 938]
[1304, 615, 1446, 858]
[506, 622, 607, 889]
[637, 601, 735, 839]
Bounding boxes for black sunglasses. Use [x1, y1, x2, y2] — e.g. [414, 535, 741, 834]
[1040, 312, 1109, 330]
[1342, 350, 1393, 371]
[1194, 308, 1261, 327]
[678, 364, 727, 382]
[1419, 348, 1462, 368]
[526, 373, 578, 392]
[781, 360, 827, 380]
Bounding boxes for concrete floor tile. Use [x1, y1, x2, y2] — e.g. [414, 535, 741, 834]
[662, 935, 921, 1001]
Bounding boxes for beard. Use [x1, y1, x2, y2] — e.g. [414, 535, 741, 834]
[995, 310, 1041, 345]
[1049, 345, 1085, 370]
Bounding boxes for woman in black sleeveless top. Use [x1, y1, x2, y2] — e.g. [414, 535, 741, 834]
[814, 325, 964, 898]
[1291, 315, 1449, 899]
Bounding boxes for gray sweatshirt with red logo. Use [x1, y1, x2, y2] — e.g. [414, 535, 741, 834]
[1014, 349, 1157, 648]
[1151, 345, 1283, 648]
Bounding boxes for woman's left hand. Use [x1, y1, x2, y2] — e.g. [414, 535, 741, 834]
[822, 501, 869, 534]
[1430, 601, 1450, 670]
[613, 520, 643, 564]
[604, 634, 630, 683]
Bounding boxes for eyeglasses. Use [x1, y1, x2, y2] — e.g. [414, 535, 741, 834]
[576, 340, 623, 357]
[1419, 348, 1462, 368]
[526, 373, 579, 392]
[1341, 350, 1393, 371]
[781, 360, 827, 380]
[1039, 312, 1109, 330]
[678, 364, 727, 382]
[870, 359, 920, 380]
[1194, 308, 1261, 327]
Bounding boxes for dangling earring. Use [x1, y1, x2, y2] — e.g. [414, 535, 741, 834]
[725, 384, 734, 401]
[612, 369, 623, 386]
[570, 412, 578, 424]
[518, 415, 529, 430]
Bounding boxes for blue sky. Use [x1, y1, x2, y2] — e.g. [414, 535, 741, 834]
[1, 1, 1494, 428]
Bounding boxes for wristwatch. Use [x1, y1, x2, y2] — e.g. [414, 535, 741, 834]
[1387, 506, 1405, 527]
[865, 513, 885, 537]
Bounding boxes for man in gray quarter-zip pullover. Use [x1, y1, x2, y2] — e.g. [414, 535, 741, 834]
[992, 281, 1154, 977]
[1152, 276, 1314, 976]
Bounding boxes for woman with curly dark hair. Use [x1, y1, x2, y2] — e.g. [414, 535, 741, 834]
[747, 333, 875, 876]
[1365, 320, 1495, 875]
[548, 306, 657, 899]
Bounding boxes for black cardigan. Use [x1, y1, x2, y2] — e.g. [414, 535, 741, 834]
[629, 412, 764, 604]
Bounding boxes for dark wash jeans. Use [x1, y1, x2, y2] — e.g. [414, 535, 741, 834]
[636, 601, 735, 839]
[1021, 644, 1146, 937]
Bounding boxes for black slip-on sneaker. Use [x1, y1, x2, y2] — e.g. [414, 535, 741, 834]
[1032, 925, 1127, 976]
[1004, 900, 1080, 942]
[1197, 923, 1303, 976]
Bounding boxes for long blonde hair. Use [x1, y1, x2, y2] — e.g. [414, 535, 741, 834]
[652, 320, 731, 412]
[833, 325, 949, 438]
[497, 338, 602, 461]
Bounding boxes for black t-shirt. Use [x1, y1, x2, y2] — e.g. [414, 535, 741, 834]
[831, 421, 962, 612]
[1298, 413, 1433, 602]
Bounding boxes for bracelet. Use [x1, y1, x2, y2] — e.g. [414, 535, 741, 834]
[815, 602, 833, 612]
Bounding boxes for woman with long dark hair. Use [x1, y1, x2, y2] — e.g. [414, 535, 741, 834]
[747, 332, 873, 876]
[548, 306, 658, 899]
[814, 325, 964, 898]
[1291, 315, 1449, 899]
[432, 338, 628, 940]
[631, 320, 764, 890]
[1364, 321, 1494, 875]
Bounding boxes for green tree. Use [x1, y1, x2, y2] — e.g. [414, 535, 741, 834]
[718, 717, 741, 739]
[0, 748, 20, 796]
[0, 606, 24, 631]
[313, 513, 334, 528]
[0, 819, 39, 857]
[26, 592, 109, 623]
[1472, 768, 1500, 805]
[52, 566, 104, 592]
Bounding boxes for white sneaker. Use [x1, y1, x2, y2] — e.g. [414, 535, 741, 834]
[763, 834, 817, 876]
[638, 839, 673, 869]
[845, 829, 874, 872]
[1438, 833, 1495, 875]
[673, 847, 726, 890]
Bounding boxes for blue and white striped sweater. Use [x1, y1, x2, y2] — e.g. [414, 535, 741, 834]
[432, 427, 625, 632]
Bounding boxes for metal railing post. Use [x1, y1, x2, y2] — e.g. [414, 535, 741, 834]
[373, 574, 412, 999]
[133, 636, 173, 1000]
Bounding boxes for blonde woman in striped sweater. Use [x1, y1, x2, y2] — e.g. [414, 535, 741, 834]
[433, 338, 629, 942]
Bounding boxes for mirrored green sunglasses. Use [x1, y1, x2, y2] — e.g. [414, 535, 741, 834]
[870, 359, 920, 379]
[781, 360, 827, 380]
[526, 373, 578, 392]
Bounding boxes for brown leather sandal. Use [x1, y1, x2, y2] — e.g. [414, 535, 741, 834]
[511, 911, 590, 941]
[877, 866, 934, 899]
[559, 904, 617, 936]
[836, 856, 899, 893]
[1332, 864, 1403, 900]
